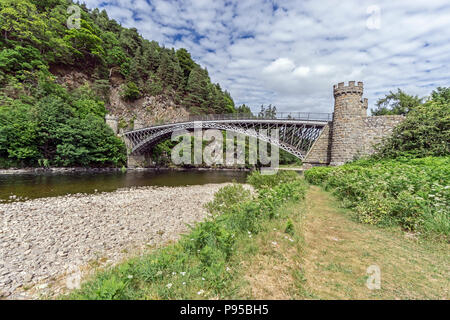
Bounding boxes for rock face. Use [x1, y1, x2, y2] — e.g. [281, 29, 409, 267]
[0, 184, 235, 299]
[51, 67, 190, 134]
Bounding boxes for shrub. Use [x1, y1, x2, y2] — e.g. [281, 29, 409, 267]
[306, 157, 450, 239]
[120, 81, 141, 101]
[247, 170, 299, 190]
[304, 166, 333, 185]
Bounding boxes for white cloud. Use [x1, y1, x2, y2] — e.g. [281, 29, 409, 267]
[81, 0, 450, 113]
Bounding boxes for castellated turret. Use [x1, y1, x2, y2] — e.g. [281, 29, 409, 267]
[333, 81, 367, 118]
[303, 81, 405, 168]
[329, 81, 367, 166]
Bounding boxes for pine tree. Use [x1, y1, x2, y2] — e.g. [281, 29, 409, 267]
[184, 66, 210, 113]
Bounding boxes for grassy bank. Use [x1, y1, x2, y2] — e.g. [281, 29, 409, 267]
[233, 186, 448, 299]
[304, 157, 450, 241]
[66, 171, 306, 299]
[62, 169, 449, 300]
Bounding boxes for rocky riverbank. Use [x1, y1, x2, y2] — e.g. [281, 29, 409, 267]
[0, 184, 235, 299]
[0, 167, 251, 175]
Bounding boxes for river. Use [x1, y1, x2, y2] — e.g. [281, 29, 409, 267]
[0, 170, 249, 202]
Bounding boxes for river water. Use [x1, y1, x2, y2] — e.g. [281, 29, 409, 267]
[0, 170, 248, 202]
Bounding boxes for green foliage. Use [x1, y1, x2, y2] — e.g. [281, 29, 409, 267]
[285, 219, 295, 236]
[371, 89, 423, 116]
[305, 157, 450, 240]
[120, 81, 141, 101]
[69, 172, 307, 299]
[247, 170, 300, 189]
[0, 0, 238, 169]
[375, 97, 450, 159]
[304, 167, 334, 185]
[236, 104, 252, 114]
[0, 78, 126, 168]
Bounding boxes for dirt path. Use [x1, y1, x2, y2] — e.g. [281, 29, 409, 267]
[239, 185, 449, 299]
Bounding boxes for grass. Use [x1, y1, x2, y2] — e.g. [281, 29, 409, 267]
[64, 171, 307, 300]
[232, 185, 449, 299]
[61, 174, 449, 300]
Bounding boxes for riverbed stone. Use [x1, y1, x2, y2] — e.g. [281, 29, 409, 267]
[0, 183, 240, 299]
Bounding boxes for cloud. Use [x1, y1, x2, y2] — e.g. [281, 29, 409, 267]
[81, 0, 450, 113]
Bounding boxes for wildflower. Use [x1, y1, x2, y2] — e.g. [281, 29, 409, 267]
[202, 277, 205, 281]
[271, 241, 278, 246]
[197, 290, 205, 295]
[180, 272, 186, 276]
[182, 282, 186, 285]
[127, 275, 133, 279]
[172, 272, 177, 275]
[166, 283, 172, 289]
[226, 267, 231, 272]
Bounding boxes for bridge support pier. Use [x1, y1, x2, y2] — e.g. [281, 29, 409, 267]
[127, 154, 154, 168]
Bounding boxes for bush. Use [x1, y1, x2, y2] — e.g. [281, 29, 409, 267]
[304, 166, 333, 185]
[120, 82, 141, 101]
[247, 170, 299, 189]
[375, 99, 449, 159]
[305, 157, 450, 239]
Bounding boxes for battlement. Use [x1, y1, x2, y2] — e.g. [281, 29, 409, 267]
[333, 81, 364, 97]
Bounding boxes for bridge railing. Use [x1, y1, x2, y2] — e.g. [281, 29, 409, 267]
[187, 112, 333, 122]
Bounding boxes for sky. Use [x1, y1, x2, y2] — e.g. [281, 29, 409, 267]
[81, 0, 450, 114]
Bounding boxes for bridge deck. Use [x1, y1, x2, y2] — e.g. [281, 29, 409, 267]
[123, 112, 333, 134]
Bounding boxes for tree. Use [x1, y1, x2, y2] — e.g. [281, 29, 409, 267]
[183, 66, 211, 113]
[431, 87, 450, 104]
[157, 49, 183, 91]
[176, 48, 196, 89]
[236, 104, 252, 114]
[120, 82, 141, 101]
[375, 95, 450, 158]
[371, 89, 423, 116]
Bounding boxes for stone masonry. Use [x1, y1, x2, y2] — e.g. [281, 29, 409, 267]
[304, 81, 405, 167]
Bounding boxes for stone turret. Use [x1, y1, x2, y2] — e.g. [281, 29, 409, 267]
[329, 81, 367, 166]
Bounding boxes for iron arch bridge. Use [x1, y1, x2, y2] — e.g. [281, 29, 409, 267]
[122, 113, 333, 160]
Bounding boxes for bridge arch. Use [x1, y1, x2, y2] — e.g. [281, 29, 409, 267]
[122, 115, 331, 161]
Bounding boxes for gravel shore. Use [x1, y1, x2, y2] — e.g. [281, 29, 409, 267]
[0, 184, 231, 299]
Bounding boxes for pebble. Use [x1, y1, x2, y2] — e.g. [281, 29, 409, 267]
[0, 184, 238, 299]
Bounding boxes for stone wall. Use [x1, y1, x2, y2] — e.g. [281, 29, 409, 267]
[303, 123, 332, 168]
[360, 115, 405, 155]
[105, 115, 119, 135]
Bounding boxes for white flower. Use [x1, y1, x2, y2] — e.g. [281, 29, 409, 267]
[182, 282, 186, 285]
[226, 267, 231, 272]
[172, 272, 177, 275]
[202, 277, 205, 281]
[127, 275, 133, 279]
[271, 241, 278, 246]
[197, 290, 205, 295]
[166, 283, 172, 289]
[180, 272, 186, 276]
